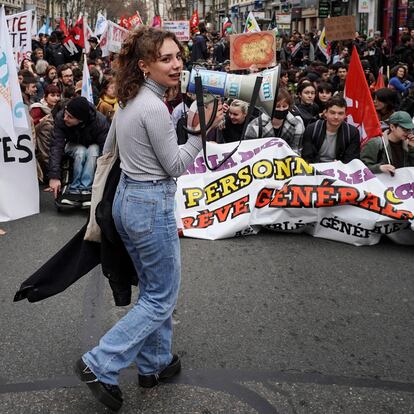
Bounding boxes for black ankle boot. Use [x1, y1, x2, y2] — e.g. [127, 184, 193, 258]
[74, 358, 123, 411]
[138, 354, 181, 388]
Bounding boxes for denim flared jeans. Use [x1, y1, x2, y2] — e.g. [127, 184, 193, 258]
[82, 173, 181, 385]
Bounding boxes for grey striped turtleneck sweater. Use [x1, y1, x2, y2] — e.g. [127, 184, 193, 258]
[116, 78, 201, 181]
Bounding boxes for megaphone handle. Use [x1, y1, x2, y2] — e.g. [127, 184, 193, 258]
[240, 76, 263, 141]
[195, 75, 207, 140]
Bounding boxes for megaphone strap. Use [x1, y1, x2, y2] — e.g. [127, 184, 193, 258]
[192, 73, 263, 172]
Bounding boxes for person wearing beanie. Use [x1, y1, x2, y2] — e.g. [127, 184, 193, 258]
[87, 36, 102, 61]
[48, 96, 110, 206]
[361, 111, 414, 175]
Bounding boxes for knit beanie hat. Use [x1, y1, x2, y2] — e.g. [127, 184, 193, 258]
[66, 96, 90, 122]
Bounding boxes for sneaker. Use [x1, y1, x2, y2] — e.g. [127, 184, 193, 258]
[62, 189, 82, 202]
[74, 358, 123, 411]
[81, 200, 91, 209]
[138, 354, 181, 388]
[80, 189, 92, 202]
[59, 198, 82, 207]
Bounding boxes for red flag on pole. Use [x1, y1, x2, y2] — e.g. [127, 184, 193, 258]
[373, 67, 385, 91]
[344, 46, 382, 147]
[119, 16, 131, 29]
[128, 11, 143, 29]
[70, 16, 85, 48]
[189, 10, 199, 35]
[59, 17, 69, 36]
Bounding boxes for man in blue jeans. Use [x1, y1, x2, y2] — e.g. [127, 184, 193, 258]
[49, 96, 109, 207]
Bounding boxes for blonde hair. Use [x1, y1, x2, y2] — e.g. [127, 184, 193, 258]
[229, 99, 249, 114]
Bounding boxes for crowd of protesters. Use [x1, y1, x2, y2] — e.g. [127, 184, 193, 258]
[16, 22, 414, 215]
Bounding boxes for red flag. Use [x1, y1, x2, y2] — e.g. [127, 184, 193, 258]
[344, 46, 382, 147]
[119, 16, 131, 29]
[70, 16, 85, 48]
[189, 10, 199, 34]
[151, 15, 162, 28]
[59, 18, 69, 36]
[373, 67, 385, 91]
[128, 11, 143, 29]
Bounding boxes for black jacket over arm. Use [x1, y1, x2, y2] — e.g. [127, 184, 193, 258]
[301, 119, 360, 164]
[14, 160, 138, 306]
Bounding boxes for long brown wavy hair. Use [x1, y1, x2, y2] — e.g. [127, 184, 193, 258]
[115, 27, 183, 107]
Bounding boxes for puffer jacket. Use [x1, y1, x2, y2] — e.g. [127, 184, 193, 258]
[48, 103, 109, 179]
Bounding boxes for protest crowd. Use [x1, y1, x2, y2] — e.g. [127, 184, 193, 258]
[4, 9, 414, 412]
[9, 15, 414, 219]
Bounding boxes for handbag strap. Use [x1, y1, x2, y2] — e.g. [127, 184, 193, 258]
[102, 111, 118, 155]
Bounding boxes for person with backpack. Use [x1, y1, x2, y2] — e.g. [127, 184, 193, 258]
[301, 96, 360, 163]
[360, 111, 414, 175]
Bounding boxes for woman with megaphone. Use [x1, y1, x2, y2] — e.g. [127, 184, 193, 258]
[73, 27, 223, 411]
[244, 88, 305, 154]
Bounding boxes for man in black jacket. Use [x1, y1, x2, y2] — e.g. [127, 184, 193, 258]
[301, 96, 360, 163]
[191, 25, 208, 62]
[48, 97, 109, 204]
[45, 32, 66, 67]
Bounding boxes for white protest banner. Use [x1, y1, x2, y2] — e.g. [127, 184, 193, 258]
[176, 138, 414, 246]
[100, 21, 129, 57]
[81, 55, 94, 103]
[94, 12, 107, 37]
[162, 21, 190, 42]
[6, 10, 32, 66]
[0, 6, 39, 221]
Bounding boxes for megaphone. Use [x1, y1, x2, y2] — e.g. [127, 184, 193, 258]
[180, 65, 280, 117]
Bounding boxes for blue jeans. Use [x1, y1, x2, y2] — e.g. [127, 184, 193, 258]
[65, 143, 100, 192]
[82, 173, 181, 385]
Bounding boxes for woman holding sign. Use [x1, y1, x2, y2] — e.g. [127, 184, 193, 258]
[74, 27, 223, 411]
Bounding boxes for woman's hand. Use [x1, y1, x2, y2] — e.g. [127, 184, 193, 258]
[188, 99, 224, 133]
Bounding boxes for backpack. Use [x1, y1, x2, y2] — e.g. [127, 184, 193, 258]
[311, 119, 351, 159]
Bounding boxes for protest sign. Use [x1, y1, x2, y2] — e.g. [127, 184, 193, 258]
[325, 16, 356, 41]
[6, 10, 32, 65]
[94, 12, 107, 36]
[100, 21, 129, 57]
[176, 138, 414, 246]
[0, 7, 39, 221]
[230, 31, 276, 71]
[162, 21, 190, 42]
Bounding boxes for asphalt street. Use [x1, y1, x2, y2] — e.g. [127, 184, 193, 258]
[0, 190, 413, 413]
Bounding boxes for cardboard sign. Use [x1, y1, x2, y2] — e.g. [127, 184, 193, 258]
[325, 16, 356, 41]
[162, 20, 190, 42]
[230, 31, 276, 71]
